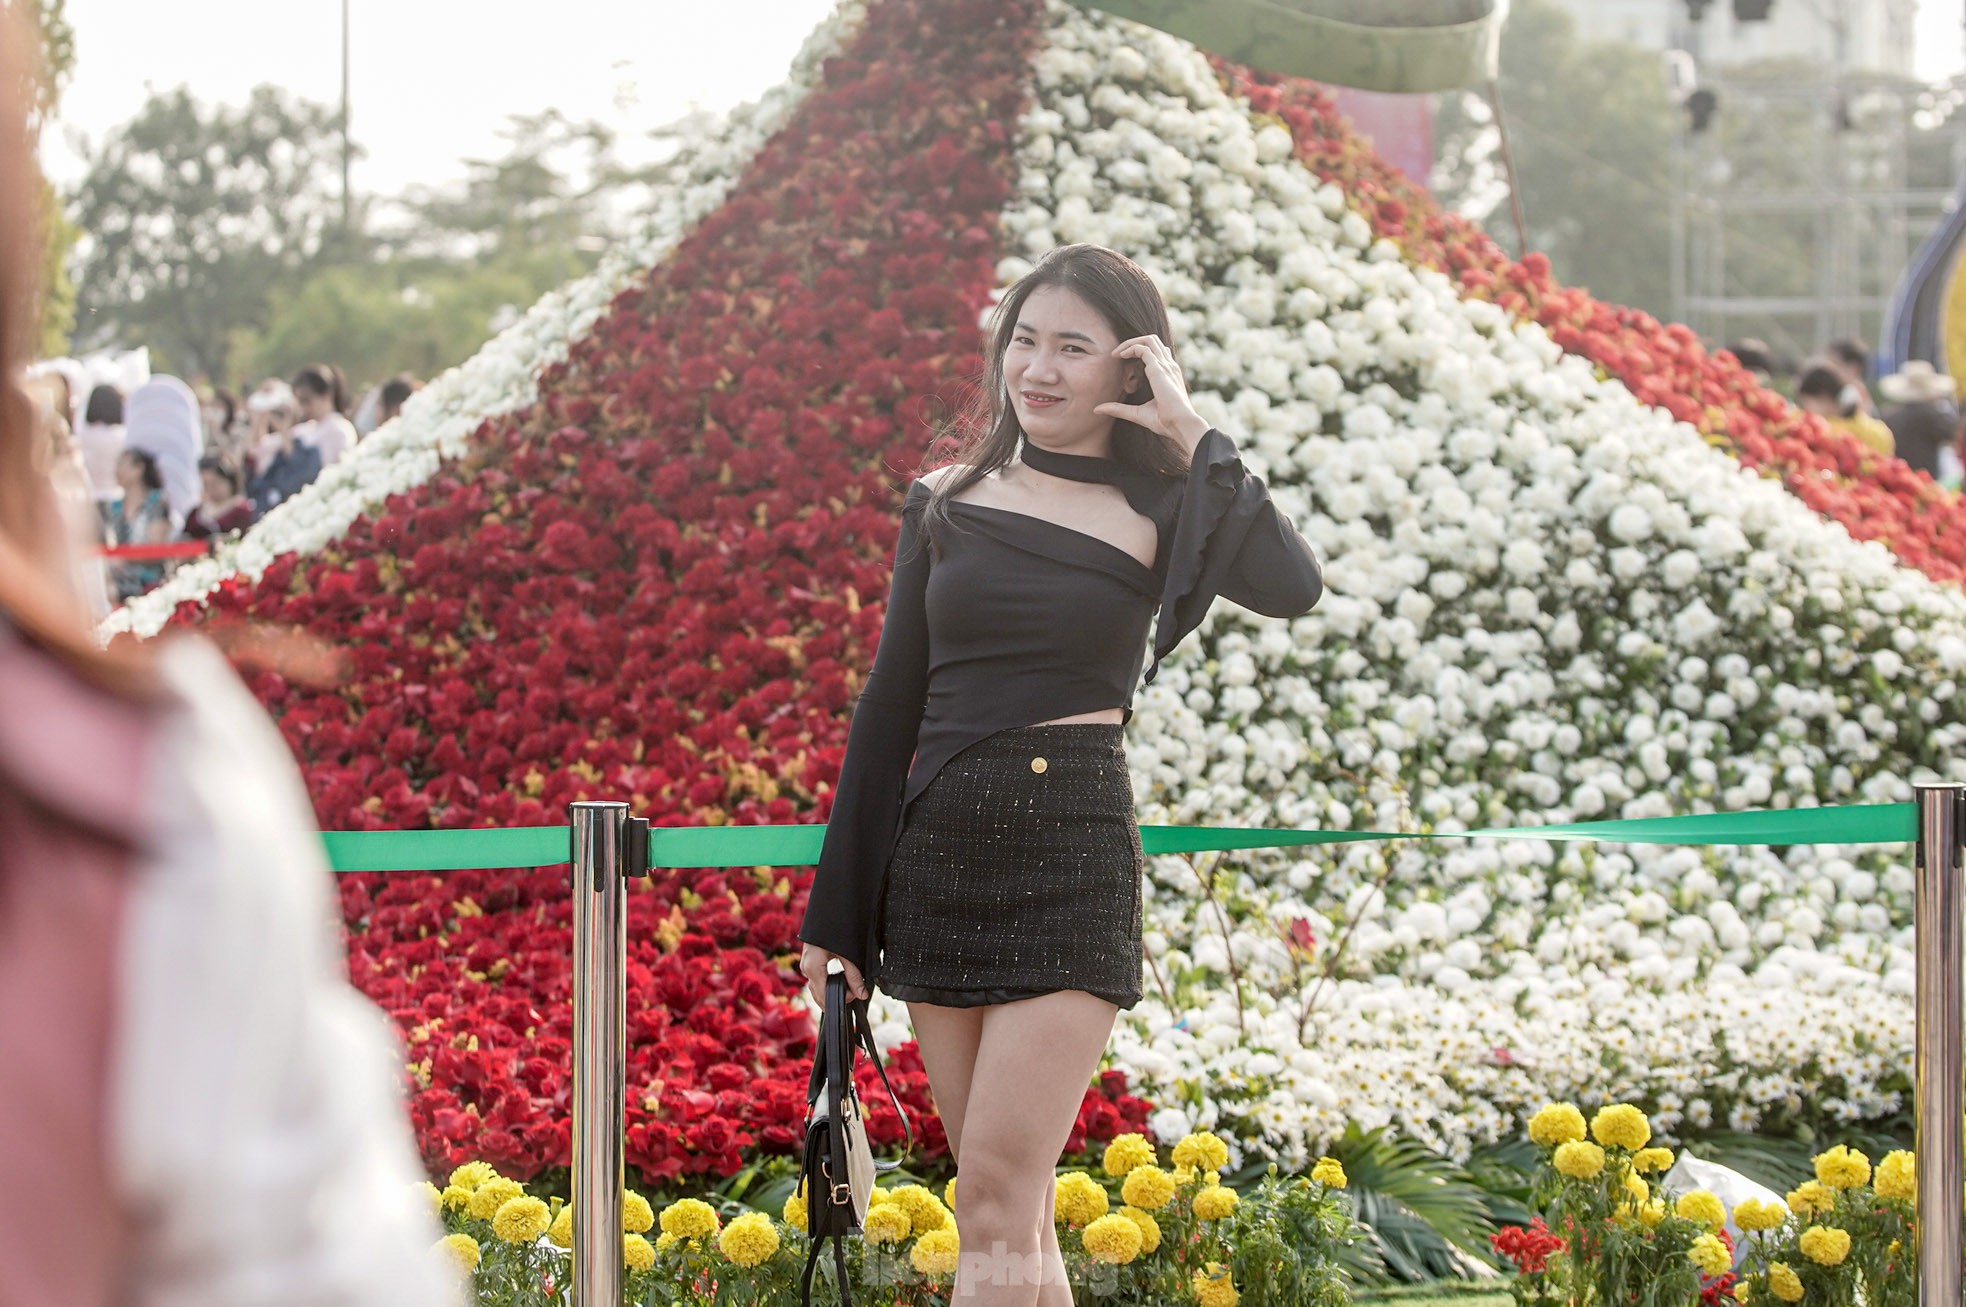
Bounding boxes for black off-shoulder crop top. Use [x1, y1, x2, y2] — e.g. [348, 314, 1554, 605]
[797, 428, 1324, 976]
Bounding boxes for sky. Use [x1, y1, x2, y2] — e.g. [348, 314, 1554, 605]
[36, 0, 1966, 197]
[39, 0, 841, 198]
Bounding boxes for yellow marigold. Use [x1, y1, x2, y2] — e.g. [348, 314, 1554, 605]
[449, 1161, 498, 1192]
[622, 1191, 655, 1234]
[782, 1191, 808, 1232]
[1813, 1145, 1870, 1191]
[655, 1231, 677, 1249]
[1193, 1261, 1240, 1307]
[434, 1232, 480, 1272]
[1122, 1164, 1177, 1211]
[1203, 1169, 1221, 1186]
[886, 1184, 949, 1234]
[1104, 1132, 1157, 1177]
[718, 1211, 781, 1267]
[1798, 1225, 1851, 1268]
[1624, 1173, 1650, 1203]
[1117, 1205, 1162, 1254]
[415, 1180, 442, 1217]
[863, 1204, 912, 1246]
[1690, 1233, 1732, 1277]
[1676, 1189, 1726, 1231]
[1637, 1200, 1666, 1228]
[467, 1177, 525, 1222]
[1875, 1150, 1914, 1202]
[658, 1198, 720, 1240]
[440, 1184, 474, 1212]
[623, 1233, 656, 1272]
[1553, 1140, 1606, 1180]
[944, 1176, 957, 1210]
[910, 1227, 960, 1276]
[1633, 1147, 1676, 1174]
[1733, 1197, 1788, 1233]
[1311, 1156, 1348, 1189]
[548, 1204, 574, 1250]
[1055, 1172, 1110, 1226]
[1083, 1212, 1145, 1264]
[1786, 1181, 1833, 1218]
[492, 1195, 552, 1244]
[1172, 1132, 1230, 1172]
[1192, 1185, 1240, 1221]
[1592, 1104, 1653, 1151]
[1171, 1163, 1198, 1187]
[1528, 1103, 1588, 1147]
[1733, 1284, 1753, 1303]
[1768, 1262, 1804, 1303]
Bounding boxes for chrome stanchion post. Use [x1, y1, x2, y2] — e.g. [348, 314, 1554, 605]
[570, 801, 628, 1307]
[1916, 783, 1966, 1307]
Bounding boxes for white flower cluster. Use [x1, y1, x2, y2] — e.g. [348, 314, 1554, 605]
[1005, 0, 1965, 1161]
[104, 0, 872, 639]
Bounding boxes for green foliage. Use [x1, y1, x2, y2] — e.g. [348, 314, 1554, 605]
[4, 0, 73, 123]
[1327, 1124, 1502, 1283]
[227, 243, 591, 391]
[35, 165, 74, 355]
[1219, 1166, 1361, 1306]
[66, 83, 354, 377]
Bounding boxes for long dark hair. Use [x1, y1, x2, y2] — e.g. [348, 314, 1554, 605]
[122, 447, 162, 492]
[919, 244, 1190, 553]
[292, 363, 350, 415]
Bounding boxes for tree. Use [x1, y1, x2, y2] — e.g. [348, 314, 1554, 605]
[65, 84, 357, 378]
[391, 109, 619, 263]
[1431, 0, 1679, 323]
[230, 111, 616, 390]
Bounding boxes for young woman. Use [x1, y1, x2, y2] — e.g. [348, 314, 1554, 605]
[797, 244, 1323, 1304]
[107, 447, 171, 601]
[292, 363, 358, 468]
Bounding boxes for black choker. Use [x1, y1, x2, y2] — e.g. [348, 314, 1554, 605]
[1019, 439, 1125, 487]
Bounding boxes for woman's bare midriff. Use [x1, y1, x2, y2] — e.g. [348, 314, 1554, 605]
[1029, 707, 1126, 726]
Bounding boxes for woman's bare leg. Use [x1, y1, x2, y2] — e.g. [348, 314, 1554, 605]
[943, 990, 1118, 1305]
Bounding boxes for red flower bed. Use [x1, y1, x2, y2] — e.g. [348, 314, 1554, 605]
[1216, 59, 1966, 586]
[169, 0, 1165, 1187]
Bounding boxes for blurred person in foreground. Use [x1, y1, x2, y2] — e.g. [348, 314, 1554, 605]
[0, 16, 457, 1307]
[1796, 363, 1893, 459]
[1877, 359, 1957, 480]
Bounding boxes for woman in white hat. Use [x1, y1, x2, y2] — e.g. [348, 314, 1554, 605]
[1878, 359, 1957, 478]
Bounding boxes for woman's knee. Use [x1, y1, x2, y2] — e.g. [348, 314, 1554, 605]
[955, 1153, 1049, 1228]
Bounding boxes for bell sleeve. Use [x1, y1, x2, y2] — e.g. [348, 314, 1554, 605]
[797, 481, 933, 976]
[1146, 427, 1323, 684]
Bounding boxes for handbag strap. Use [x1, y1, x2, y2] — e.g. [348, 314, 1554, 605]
[847, 995, 913, 1160]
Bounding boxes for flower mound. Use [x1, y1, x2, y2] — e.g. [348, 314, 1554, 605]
[158, 0, 1966, 1175]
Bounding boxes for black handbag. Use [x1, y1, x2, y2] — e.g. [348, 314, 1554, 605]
[798, 962, 912, 1307]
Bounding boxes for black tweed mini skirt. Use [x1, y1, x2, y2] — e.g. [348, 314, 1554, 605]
[873, 722, 1144, 1011]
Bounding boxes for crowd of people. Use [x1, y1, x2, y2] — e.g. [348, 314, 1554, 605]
[1728, 335, 1966, 488]
[26, 362, 422, 606]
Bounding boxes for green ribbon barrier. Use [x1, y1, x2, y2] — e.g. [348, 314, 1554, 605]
[320, 802, 1917, 873]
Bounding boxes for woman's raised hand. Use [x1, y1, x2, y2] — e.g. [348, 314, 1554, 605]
[1094, 335, 1210, 451]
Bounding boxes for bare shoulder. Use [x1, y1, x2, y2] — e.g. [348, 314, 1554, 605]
[916, 464, 966, 491]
